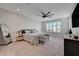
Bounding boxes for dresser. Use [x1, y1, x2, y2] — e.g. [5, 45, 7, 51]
[64, 36, 79, 56]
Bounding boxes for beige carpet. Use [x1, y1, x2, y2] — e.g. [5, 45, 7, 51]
[0, 37, 64, 56]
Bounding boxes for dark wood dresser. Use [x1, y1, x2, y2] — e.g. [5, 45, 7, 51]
[64, 38, 79, 56]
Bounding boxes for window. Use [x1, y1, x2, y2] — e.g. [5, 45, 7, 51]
[46, 21, 61, 32]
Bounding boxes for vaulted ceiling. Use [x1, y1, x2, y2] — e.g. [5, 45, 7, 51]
[0, 3, 76, 21]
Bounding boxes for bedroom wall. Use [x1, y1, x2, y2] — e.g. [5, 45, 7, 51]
[68, 4, 79, 36]
[64, 15, 79, 36]
[69, 15, 79, 36]
[42, 17, 69, 37]
[0, 10, 42, 41]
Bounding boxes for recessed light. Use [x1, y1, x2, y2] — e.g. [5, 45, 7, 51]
[17, 9, 20, 11]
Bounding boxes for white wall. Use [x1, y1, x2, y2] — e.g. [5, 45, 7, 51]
[42, 15, 79, 37]
[42, 17, 70, 38]
[69, 15, 79, 35]
[68, 4, 79, 35]
[0, 10, 41, 41]
[64, 15, 79, 36]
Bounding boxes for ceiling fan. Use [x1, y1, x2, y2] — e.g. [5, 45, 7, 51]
[41, 10, 54, 18]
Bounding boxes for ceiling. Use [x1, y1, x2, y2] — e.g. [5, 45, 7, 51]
[0, 3, 76, 21]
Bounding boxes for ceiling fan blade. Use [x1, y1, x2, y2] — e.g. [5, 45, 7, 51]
[46, 11, 50, 16]
[47, 14, 54, 17]
[41, 12, 45, 16]
[41, 12, 44, 14]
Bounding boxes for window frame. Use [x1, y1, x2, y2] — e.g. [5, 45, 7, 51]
[46, 21, 61, 33]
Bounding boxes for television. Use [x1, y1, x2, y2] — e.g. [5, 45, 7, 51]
[72, 3, 79, 27]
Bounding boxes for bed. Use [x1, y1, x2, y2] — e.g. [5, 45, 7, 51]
[17, 29, 49, 45]
[24, 33, 46, 45]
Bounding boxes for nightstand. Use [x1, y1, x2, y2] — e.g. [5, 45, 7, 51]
[16, 31, 24, 41]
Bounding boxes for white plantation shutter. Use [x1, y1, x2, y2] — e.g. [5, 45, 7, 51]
[46, 21, 61, 33]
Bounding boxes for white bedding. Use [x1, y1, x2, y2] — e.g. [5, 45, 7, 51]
[24, 33, 42, 44]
